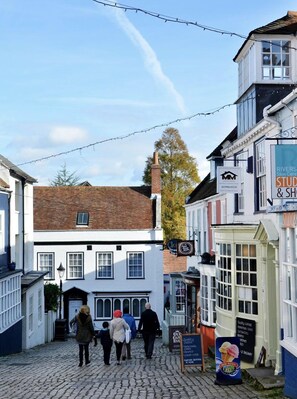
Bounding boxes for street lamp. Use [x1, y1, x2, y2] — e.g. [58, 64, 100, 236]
[57, 263, 65, 319]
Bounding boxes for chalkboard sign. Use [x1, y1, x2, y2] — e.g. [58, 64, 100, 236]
[236, 317, 256, 363]
[180, 333, 204, 372]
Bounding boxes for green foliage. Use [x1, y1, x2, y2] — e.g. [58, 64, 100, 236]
[143, 127, 200, 242]
[49, 163, 81, 186]
[44, 283, 60, 312]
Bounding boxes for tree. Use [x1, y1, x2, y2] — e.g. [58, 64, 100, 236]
[44, 283, 60, 312]
[143, 127, 200, 242]
[49, 163, 81, 186]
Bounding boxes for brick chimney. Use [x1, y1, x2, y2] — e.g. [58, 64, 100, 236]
[151, 151, 161, 195]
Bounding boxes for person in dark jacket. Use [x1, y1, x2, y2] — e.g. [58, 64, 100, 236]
[70, 305, 95, 367]
[98, 321, 113, 365]
[121, 307, 137, 361]
[138, 302, 160, 359]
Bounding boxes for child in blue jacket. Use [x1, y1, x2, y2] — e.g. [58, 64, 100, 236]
[98, 321, 113, 365]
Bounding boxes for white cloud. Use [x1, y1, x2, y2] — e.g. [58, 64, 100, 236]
[113, 9, 187, 115]
[49, 126, 88, 144]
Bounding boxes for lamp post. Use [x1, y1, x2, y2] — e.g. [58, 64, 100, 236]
[57, 263, 65, 319]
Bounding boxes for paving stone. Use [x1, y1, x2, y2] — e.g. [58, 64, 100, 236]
[0, 337, 284, 398]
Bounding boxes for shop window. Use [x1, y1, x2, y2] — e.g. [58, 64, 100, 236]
[217, 243, 232, 311]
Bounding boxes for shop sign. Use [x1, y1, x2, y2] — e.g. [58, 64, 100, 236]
[215, 336, 242, 385]
[236, 318, 255, 363]
[217, 167, 242, 193]
[177, 240, 195, 256]
[180, 333, 204, 372]
[271, 144, 297, 199]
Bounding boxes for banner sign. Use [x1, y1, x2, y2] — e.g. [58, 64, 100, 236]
[215, 336, 242, 385]
[217, 167, 242, 193]
[271, 144, 297, 199]
[236, 318, 256, 363]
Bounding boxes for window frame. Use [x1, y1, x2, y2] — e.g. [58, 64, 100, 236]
[262, 40, 291, 81]
[37, 252, 55, 280]
[216, 243, 232, 311]
[0, 210, 5, 255]
[200, 274, 216, 326]
[255, 138, 266, 211]
[66, 252, 84, 280]
[127, 252, 144, 279]
[0, 274, 22, 334]
[96, 252, 114, 279]
[76, 212, 89, 226]
[235, 243, 258, 315]
[94, 296, 148, 320]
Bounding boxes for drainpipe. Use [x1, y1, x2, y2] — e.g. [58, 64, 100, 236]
[22, 179, 25, 274]
[263, 105, 282, 134]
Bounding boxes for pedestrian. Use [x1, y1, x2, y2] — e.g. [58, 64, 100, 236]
[70, 305, 95, 367]
[109, 309, 129, 365]
[97, 321, 113, 365]
[138, 302, 160, 359]
[121, 306, 137, 361]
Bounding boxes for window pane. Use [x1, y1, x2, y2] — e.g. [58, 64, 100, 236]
[128, 252, 144, 278]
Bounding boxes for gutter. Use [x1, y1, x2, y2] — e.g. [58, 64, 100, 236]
[263, 105, 282, 133]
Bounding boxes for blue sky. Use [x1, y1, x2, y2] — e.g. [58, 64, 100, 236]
[1, 0, 296, 186]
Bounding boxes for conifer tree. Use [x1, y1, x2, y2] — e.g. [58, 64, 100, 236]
[49, 163, 81, 186]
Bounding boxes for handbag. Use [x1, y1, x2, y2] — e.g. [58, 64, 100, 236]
[70, 317, 78, 335]
[125, 329, 131, 343]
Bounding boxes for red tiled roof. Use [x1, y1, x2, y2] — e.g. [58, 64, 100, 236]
[34, 185, 155, 231]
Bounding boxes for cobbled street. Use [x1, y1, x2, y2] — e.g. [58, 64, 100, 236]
[0, 337, 277, 399]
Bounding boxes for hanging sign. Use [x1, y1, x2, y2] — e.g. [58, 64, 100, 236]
[271, 144, 297, 199]
[215, 336, 242, 385]
[217, 167, 242, 193]
[177, 240, 195, 256]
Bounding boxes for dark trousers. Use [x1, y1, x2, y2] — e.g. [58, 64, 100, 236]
[142, 332, 156, 358]
[79, 343, 90, 364]
[121, 342, 131, 359]
[114, 341, 123, 361]
[102, 345, 112, 365]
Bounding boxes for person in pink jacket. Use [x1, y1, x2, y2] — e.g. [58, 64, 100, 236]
[109, 310, 129, 365]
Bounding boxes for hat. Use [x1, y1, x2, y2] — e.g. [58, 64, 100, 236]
[113, 310, 122, 318]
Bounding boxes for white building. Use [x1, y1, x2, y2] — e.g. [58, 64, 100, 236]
[0, 154, 46, 356]
[33, 153, 164, 330]
[185, 11, 297, 399]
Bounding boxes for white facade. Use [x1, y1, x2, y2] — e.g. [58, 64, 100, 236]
[0, 155, 45, 355]
[34, 228, 164, 329]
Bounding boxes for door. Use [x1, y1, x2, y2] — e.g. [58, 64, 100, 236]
[69, 300, 83, 329]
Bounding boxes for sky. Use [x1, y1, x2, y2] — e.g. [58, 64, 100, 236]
[1, 0, 297, 186]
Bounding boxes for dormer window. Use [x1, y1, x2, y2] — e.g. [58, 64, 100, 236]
[76, 212, 89, 226]
[262, 40, 290, 80]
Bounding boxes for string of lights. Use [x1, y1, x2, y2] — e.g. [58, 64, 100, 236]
[91, 0, 297, 51]
[14, 86, 297, 168]
[16, 102, 234, 167]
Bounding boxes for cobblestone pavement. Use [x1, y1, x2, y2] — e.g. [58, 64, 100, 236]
[0, 337, 280, 399]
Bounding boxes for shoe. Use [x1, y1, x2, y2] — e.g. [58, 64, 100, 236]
[86, 360, 90, 365]
[117, 361, 121, 365]
[122, 356, 126, 361]
[105, 363, 110, 366]
[78, 363, 83, 367]
[146, 355, 152, 359]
